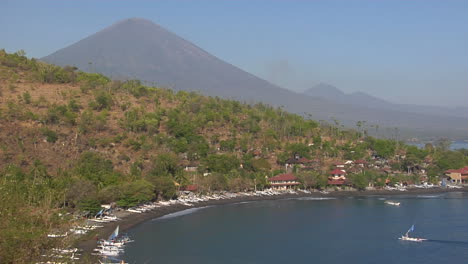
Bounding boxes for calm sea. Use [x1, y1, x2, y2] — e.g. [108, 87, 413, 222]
[123, 192, 468, 264]
[408, 141, 468, 150]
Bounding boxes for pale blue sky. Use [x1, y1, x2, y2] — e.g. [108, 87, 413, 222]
[2, 0, 468, 107]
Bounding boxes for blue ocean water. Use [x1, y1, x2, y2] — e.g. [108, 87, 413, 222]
[123, 192, 468, 264]
[408, 141, 468, 150]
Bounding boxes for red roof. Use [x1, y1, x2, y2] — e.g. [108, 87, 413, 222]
[445, 166, 468, 175]
[269, 173, 298, 182]
[330, 169, 346, 175]
[354, 159, 367, 164]
[181, 185, 198, 192]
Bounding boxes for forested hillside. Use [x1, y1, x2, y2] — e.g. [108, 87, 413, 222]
[1, 50, 467, 263]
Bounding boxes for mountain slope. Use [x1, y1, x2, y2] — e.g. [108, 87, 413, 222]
[42, 18, 468, 138]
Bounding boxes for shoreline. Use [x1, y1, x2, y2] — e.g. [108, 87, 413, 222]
[76, 187, 467, 258]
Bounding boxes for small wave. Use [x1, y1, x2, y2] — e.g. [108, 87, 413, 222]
[416, 195, 441, 199]
[232, 201, 253, 205]
[153, 206, 212, 221]
[294, 197, 336, 201]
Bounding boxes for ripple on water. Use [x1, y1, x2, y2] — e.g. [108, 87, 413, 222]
[293, 197, 336, 201]
[152, 206, 213, 221]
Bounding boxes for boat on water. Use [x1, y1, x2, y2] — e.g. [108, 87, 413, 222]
[398, 225, 427, 242]
[385, 201, 401, 206]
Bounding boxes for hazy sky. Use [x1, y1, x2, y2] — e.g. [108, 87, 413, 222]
[2, 0, 468, 107]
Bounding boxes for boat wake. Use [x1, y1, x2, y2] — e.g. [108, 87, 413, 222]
[426, 239, 468, 246]
[153, 206, 213, 221]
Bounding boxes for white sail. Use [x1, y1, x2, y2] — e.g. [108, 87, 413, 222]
[108, 225, 119, 241]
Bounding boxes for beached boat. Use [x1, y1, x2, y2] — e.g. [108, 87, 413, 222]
[398, 225, 426, 242]
[47, 232, 68, 238]
[99, 258, 129, 264]
[385, 201, 400, 206]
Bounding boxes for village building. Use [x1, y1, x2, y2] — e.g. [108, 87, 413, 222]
[334, 162, 346, 168]
[285, 154, 316, 172]
[184, 164, 198, 172]
[445, 167, 468, 184]
[268, 173, 300, 190]
[180, 184, 198, 193]
[328, 169, 347, 185]
[354, 160, 367, 168]
[180, 160, 199, 172]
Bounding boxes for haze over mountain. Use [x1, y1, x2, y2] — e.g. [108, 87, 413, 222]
[42, 18, 468, 139]
[304, 83, 468, 119]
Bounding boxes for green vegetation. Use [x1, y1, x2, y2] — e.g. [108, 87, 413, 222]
[0, 50, 467, 263]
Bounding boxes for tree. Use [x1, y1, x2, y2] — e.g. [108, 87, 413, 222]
[78, 198, 101, 215]
[434, 138, 451, 152]
[298, 171, 327, 189]
[285, 142, 310, 158]
[150, 152, 180, 177]
[369, 138, 396, 158]
[203, 154, 240, 174]
[116, 180, 155, 208]
[74, 152, 118, 187]
[350, 172, 369, 190]
[147, 176, 177, 199]
[435, 151, 465, 171]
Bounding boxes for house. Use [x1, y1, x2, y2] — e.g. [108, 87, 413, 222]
[285, 154, 314, 172]
[181, 160, 198, 172]
[334, 162, 345, 168]
[328, 169, 347, 185]
[445, 167, 468, 184]
[184, 164, 198, 172]
[268, 173, 300, 190]
[354, 160, 367, 168]
[181, 184, 198, 192]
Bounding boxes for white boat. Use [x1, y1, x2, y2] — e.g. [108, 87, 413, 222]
[399, 235, 427, 242]
[47, 232, 68, 238]
[385, 201, 401, 206]
[398, 225, 426, 242]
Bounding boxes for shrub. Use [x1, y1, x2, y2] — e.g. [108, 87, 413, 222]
[77, 198, 101, 215]
[41, 128, 58, 143]
[22, 91, 31, 104]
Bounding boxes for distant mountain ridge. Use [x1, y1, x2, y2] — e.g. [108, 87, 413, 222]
[42, 18, 468, 139]
[304, 83, 390, 109]
[304, 83, 468, 119]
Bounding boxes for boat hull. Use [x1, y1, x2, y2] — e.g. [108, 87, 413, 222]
[399, 236, 426, 242]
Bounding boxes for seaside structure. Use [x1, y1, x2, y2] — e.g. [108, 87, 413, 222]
[354, 160, 367, 168]
[285, 154, 316, 172]
[268, 173, 300, 190]
[180, 184, 199, 192]
[328, 169, 347, 185]
[445, 167, 468, 184]
[334, 162, 346, 168]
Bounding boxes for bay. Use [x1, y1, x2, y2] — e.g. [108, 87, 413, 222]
[408, 140, 468, 150]
[123, 192, 468, 264]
